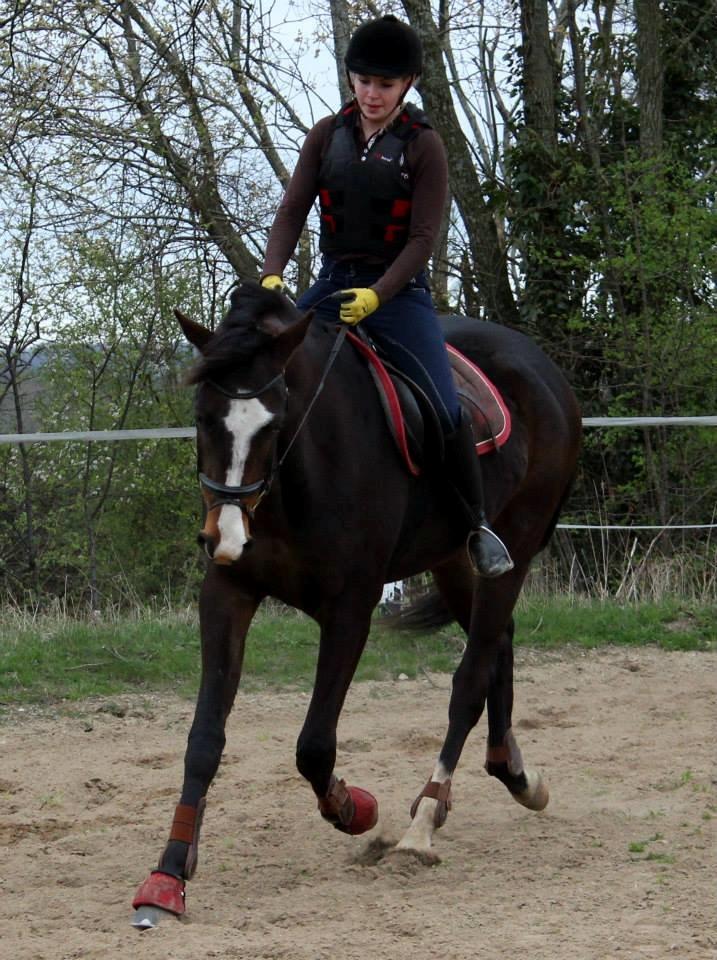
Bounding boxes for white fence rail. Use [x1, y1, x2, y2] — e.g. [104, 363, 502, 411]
[1, 417, 715, 532]
[1, 415, 716, 445]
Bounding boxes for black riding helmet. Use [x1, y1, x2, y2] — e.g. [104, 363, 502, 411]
[345, 14, 422, 78]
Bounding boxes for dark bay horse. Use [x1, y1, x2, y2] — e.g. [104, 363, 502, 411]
[131, 281, 581, 926]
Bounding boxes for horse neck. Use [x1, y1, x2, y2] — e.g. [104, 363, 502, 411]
[281, 327, 345, 468]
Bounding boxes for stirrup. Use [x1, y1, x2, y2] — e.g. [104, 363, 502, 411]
[467, 525, 514, 578]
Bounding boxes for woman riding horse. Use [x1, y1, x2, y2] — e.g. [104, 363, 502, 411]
[130, 15, 582, 930]
[261, 14, 512, 578]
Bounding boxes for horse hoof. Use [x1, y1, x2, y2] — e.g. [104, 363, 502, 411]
[513, 770, 549, 811]
[345, 786, 379, 835]
[131, 905, 177, 929]
[131, 870, 185, 925]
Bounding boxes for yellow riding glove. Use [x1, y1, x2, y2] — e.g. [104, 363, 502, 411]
[261, 274, 286, 292]
[338, 287, 380, 325]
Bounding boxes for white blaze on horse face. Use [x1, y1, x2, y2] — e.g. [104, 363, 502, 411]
[213, 397, 274, 563]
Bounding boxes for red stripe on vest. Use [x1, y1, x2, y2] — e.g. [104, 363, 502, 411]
[390, 198, 411, 218]
[384, 224, 407, 243]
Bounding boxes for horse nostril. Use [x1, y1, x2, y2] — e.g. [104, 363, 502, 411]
[197, 532, 215, 558]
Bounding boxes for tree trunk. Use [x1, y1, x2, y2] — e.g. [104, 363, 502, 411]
[402, 0, 519, 325]
[329, 0, 352, 105]
[520, 0, 557, 144]
[515, 0, 568, 337]
[634, 0, 663, 158]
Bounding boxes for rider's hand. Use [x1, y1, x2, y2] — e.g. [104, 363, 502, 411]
[261, 274, 286, 292]
[338, 288, 380, 325]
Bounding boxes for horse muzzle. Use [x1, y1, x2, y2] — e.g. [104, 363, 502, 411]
[198, 509, 255, 565]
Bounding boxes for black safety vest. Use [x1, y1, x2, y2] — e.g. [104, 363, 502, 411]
[318, 101, 431, 262]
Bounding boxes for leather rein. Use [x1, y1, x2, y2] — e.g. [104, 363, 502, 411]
[198, 322, 348, 520]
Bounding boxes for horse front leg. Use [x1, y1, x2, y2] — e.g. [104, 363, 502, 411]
[132, 567, 260, 927]
[397, 564, 535, 854]
[296, 592, 380, 837]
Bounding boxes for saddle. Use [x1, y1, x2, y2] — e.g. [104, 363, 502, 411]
[346, 331, 511, 477]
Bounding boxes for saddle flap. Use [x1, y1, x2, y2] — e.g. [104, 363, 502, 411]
[346, 332, 512, 476]
[446, 345, 511, 454]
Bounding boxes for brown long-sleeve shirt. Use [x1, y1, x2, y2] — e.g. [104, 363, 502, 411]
[262, 107, 448, 303]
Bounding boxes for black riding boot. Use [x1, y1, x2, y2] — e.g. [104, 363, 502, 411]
[443, 413, 514, 577]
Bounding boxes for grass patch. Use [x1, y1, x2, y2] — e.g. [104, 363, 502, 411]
[0, 596, 713, 710]
[628, 833, 674, 864]
[244, 614, 462, 691]
[513, 596, 715, 651]
[0, 616, 201, 703]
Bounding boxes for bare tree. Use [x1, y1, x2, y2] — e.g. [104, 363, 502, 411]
[0, 0, 328, 289]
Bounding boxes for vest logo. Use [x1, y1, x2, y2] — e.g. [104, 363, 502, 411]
[374, 153, 393, 163]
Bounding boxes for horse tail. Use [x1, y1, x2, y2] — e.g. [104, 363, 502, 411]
[381, 589, 454, 633]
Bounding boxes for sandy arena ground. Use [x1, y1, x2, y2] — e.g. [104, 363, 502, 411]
[1, 646, 715, 960]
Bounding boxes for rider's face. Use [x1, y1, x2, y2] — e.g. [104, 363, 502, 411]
[351, 74, 411, 126]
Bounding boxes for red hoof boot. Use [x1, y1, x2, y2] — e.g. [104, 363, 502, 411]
[318, 776, 379, 835]
[345, 785, 379, 835]
[132, 870, 186, 917]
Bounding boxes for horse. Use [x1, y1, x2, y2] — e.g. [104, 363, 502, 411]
[131, 281, 582, 927]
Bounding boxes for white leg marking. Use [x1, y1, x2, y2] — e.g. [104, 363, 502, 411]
[396, 760, 450, 852]
[514, 768, 549, 811]
[214, 397, 273, 563]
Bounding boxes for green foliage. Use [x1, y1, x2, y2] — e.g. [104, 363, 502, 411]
[569, 151, 717, 531]
[662, 0, 717, 153]
[0, 233, 207, 607]
[505, 2, 716, 547]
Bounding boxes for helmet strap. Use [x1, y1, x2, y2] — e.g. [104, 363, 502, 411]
[400, 77, 415, 103]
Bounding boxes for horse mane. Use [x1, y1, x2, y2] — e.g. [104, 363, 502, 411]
[188, 281, 301, 385]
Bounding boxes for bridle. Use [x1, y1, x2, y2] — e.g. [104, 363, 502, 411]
[197, 373, 287, 521]
[197, 320, 348, 521]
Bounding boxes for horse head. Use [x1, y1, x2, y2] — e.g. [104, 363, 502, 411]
[177, 282, 312, 564]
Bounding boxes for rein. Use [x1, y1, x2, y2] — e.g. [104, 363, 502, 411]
[276, 323, 347, 468]
[198, 316, 348, 518]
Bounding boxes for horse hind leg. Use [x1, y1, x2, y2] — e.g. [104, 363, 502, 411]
[485, 621, 549, 811]
[394, 554, 470, 854]
[397, 562, 547, 854]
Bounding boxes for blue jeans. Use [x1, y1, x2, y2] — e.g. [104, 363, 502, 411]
[297, 258, 461, 431]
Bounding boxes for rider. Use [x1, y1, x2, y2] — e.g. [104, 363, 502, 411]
[260, 14, 513, 577]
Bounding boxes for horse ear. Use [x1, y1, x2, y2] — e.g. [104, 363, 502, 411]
[175, 309, 213, 351]
[261, 310, 313, 365]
